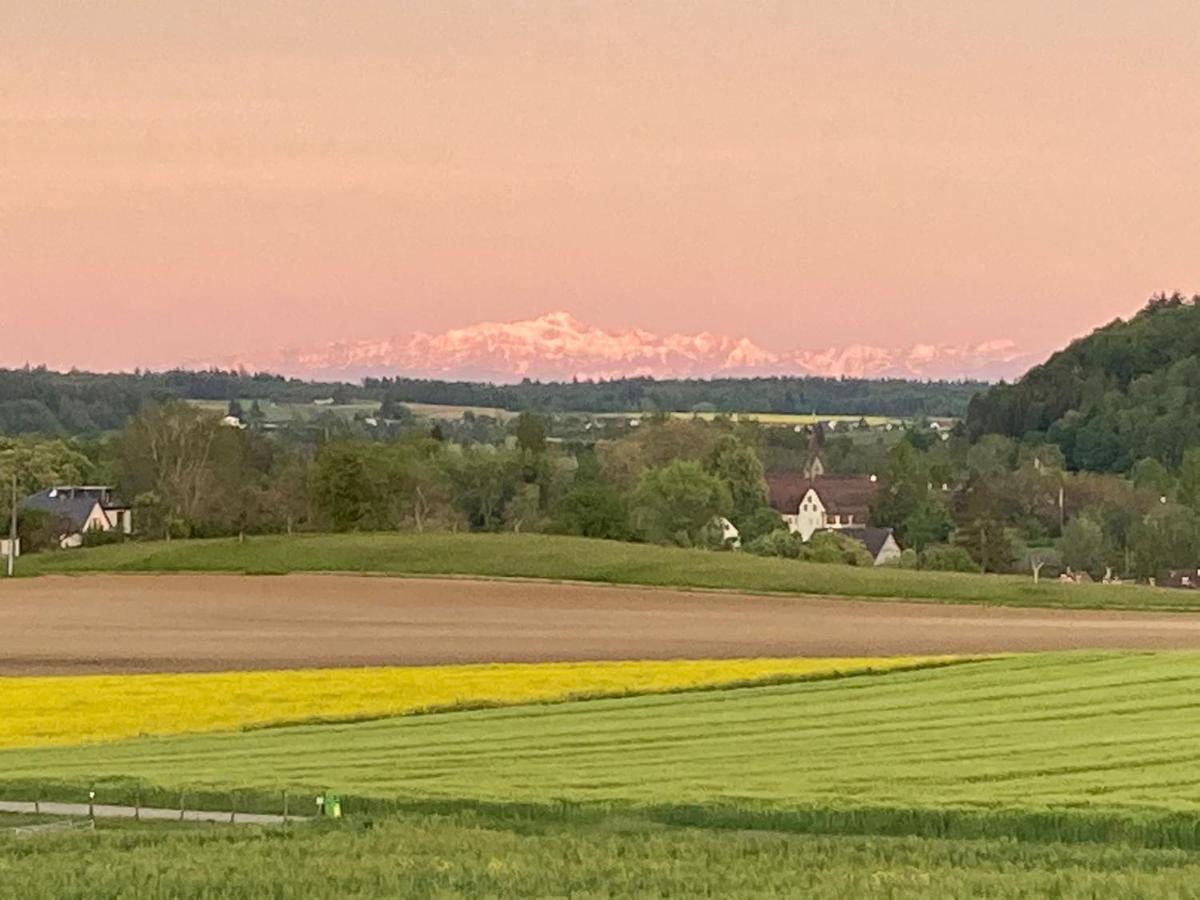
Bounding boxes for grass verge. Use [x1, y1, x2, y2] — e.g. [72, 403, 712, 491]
[4, 807, 1200, 898]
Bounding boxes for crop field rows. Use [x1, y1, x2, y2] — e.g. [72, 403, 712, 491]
[5, 653, 1200, 821]
[0, 656, 950, 748]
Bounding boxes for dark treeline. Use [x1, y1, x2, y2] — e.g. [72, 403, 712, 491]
[0, 369, 362, 436]
[0, 367, 983, 437]
[365, 375, 984, 418]
[967, 294, 1200, 471]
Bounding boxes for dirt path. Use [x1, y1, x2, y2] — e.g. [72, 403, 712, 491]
[0, 799, 301, 825]
[3, 574, 1200, 675]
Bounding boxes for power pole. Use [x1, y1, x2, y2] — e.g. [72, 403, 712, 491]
[7, 471, 16, 577]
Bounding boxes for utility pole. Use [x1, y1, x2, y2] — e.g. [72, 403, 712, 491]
[7, 471, 16, 577]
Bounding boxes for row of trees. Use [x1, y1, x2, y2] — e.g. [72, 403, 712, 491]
[15, 392, 1200, 581]
[11, 402, 786, 551]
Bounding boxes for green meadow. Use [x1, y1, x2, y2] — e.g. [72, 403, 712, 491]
[4, 813, 1200, 899]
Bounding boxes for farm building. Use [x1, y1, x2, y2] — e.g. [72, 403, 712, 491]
[766, 473, 880, 541]
[766, 472, 901, 566]
[21, 485, 132, 549]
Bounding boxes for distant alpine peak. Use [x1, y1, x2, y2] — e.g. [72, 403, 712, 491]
[220, 310, 1031, 382]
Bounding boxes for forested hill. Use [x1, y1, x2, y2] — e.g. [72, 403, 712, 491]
[966, 294, 1200, 472]
[0, 367, 984, 436]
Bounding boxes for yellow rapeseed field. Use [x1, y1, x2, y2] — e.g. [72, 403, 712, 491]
[4, 656, 959, 749]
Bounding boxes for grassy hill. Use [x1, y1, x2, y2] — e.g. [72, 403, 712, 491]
[16, 532, 1200, 611]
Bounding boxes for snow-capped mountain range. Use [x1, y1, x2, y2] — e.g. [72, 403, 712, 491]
[212, 312, 1034, 382]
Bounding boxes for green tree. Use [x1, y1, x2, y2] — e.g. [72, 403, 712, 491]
[112, 401, 223, 538]
[1131, 503, 1200, 579]
[1058, 514, 1111, 579]
[706, 435, 769, 526]
[954, 517, 1015, 573]
[631, 460, 731, 547]
[737, 506, 786, 544]
[0, 437, 94, 498]
[900, 497, 954, 552]
[447, 448, 522, 531]
[1176, 448, 1200, 512]
[1131, 458, 1174, 498]
[310, 441, 375, 531]
[514, 412, 547, 456]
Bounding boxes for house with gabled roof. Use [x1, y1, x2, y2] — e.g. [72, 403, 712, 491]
[766, 472, 901, 565]
[21, 485, 132, 549]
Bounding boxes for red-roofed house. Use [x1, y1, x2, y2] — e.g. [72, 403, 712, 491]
[765, 472, 900, 565]
[766, 473, 880, 540]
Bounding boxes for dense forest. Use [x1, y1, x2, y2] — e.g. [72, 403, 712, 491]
[0, 368, 983, 437]
[966, 294, 1200, 471]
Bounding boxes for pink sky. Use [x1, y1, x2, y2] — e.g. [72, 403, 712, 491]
[2, 2, 1198, 375]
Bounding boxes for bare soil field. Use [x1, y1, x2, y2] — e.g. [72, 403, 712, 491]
[3, 575, 1200, 675]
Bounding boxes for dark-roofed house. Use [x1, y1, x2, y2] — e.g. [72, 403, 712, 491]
[766, 472, 901, 565]
[22, 486, 132, 549]
[832, 527, 902, 566]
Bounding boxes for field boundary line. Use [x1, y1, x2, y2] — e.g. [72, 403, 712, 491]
[0, 799, 304, 826]
[22, 569, 1200, 615]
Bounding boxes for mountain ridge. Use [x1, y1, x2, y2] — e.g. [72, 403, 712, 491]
[200, 311, 1034, 383]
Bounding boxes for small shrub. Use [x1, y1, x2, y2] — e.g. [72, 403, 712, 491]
[919, 544, 978, 572]
[803, 531, 873, 567]
[744, 529, 802, 559]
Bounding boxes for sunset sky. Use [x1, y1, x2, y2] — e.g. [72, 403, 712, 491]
[3, 2, 1198, 375]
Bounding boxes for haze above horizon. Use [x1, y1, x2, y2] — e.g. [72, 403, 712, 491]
[3, 3, 1197, 379]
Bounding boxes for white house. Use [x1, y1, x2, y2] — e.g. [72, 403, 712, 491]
[767, 473, 880, 541]
[766, 472, 901, 566]
[21, 486, 132, 549]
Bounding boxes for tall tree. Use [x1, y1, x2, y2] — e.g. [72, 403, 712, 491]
[113, 402, 222, 538]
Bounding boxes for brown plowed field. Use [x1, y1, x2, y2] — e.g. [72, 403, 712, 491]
[3, 574, 1200, 675]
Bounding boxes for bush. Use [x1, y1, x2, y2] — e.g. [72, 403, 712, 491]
[15, 509, 72, 554]
[803, 531, 873, 567]
[81, 528, 128, 548]
[919, 544, 978, 572]
[744, 529, 802, 559]
[737, 507, 786, 544]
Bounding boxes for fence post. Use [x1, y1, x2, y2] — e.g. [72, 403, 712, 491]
[179, 789, 186, 822]
[135, 786, 141, 821]
[230, 791, 236, 824]
[34, 787, 40, 815]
